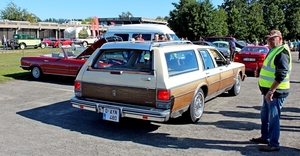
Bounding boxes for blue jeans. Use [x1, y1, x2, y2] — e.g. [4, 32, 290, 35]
[260, 96, 286, 147]
[3, 43, 8, 50]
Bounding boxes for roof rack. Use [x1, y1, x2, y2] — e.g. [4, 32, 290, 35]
[151, 40, 193, 47]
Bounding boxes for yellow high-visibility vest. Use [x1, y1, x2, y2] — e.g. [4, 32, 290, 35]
[258, 44, 292, 89]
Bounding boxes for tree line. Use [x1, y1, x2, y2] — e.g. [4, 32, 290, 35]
[168, 0, 300, 41]
[1, 0, 299, 41]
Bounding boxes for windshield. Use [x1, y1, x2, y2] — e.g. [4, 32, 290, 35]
[64, 46, 87, 57]
[168, 34, 180, 41]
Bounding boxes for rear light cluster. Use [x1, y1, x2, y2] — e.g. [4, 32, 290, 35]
[74, 81, 81, 91]
[74, 81, 82, 97]
[157, 90, 170, 101]
[156, 89, 171, 109]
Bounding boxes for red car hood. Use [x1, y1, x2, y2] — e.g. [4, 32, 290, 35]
[77, 38, 107, 58]
[77, 36, 123, 58]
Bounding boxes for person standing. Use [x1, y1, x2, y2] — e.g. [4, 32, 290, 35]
[229, 38, 236, 61]
[2, 35, 8, 50]
[250, 30, 292, 152]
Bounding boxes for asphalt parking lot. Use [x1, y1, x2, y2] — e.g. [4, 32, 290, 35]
[0, 52, 300, 156]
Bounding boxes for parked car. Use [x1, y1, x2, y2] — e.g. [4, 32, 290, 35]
[192, 41, 230, 58]
[205, 36, 245, 49]
[212, 41, 241, 52]
[233, 45, 269, 73]
[70, 41, 246, 123]
[10, 34, 46, 50]
[53, 38, 75, 48]
[41, 38, 57, 47]
[20, 36, 123, 79]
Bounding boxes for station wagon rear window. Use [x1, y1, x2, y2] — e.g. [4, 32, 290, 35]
[92, 49, 152, 72]
[165, 50, 198, 77]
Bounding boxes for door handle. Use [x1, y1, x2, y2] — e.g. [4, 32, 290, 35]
[44, 60, 49, 62]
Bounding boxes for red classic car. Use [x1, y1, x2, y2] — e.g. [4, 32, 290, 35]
[233, 45, 269, 74]
[42, 38, 57, 47]
[53, 38, 75, 48]
[20, 36, 123, 79]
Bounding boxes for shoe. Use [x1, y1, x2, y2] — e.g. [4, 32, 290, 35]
[259, 145, 280, 152]
[250, 137, 269, 144]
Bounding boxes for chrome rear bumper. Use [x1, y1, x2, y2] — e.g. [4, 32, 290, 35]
[70, 96, 170, 122]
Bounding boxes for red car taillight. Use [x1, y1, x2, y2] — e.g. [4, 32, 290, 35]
[257, 57, 265, 61]
[157, 90, 170, 101]
[234, 55, 240, 61]
[74, 81, 81, 91]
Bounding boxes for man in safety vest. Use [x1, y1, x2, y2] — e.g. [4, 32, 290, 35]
[250, 30, 292, 152]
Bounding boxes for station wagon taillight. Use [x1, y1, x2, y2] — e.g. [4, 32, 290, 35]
[157, 90, 170, 101]
[74, 81, 81, 91]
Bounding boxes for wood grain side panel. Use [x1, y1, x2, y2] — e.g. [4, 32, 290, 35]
[170, 78, 208, 112]
[82, 82, 157, 107]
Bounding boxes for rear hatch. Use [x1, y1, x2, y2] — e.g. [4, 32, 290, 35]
[80, 48, 157, 108]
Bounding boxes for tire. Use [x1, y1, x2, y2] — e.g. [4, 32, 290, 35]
[228, 73, 242, 96]
[82, 41, 88, 47]
[40, 43, 46, 49]
[188, 88, 205, 123]
[20, 43, 25, 50]
[31, 66, 43, 79]
[58, 43, 62, 48]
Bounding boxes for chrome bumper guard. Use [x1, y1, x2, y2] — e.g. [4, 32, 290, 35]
[70, 96, 170, 122]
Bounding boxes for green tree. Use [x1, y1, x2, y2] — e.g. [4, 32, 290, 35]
[261, 1, 286, 37]
[280, 0, 300, 39]
[221, 0, 248, 39]
[169, 0, 219, 40]
[119, 11, 133, 18]
[210, 8, 228, 36]
[244, 1, 266, 41]
[0, 2, 40, 23]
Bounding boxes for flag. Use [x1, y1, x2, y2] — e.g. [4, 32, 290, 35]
[94, 16, 99, 37]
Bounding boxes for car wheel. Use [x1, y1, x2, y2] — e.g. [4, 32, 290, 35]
[82, 41, 88, 47]
[20, 43, 25, 49]
[58, 43, 62, 48]
[228, 73, 242, 96]
[40, 43, 46, 49]
[31, 66, 43, 79]
[188, 88, 205, 123]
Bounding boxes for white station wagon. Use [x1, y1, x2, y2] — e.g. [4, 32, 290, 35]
[70, 41, 246, 123]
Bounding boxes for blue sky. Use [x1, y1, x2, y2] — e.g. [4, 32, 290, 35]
[1, 0, 224, 20]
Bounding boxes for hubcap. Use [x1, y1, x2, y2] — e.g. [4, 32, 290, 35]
[32, 67, 40, 78]
[194, 92, 204, 118]
[235, 75, 241, 93]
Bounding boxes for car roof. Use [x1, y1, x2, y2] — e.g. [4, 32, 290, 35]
[106, 24, 176, 34]
[100, 41, 208, 51]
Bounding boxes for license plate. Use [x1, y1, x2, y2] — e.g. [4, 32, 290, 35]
[243, 58, 256, 61]
[103, 108, 120, 122]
